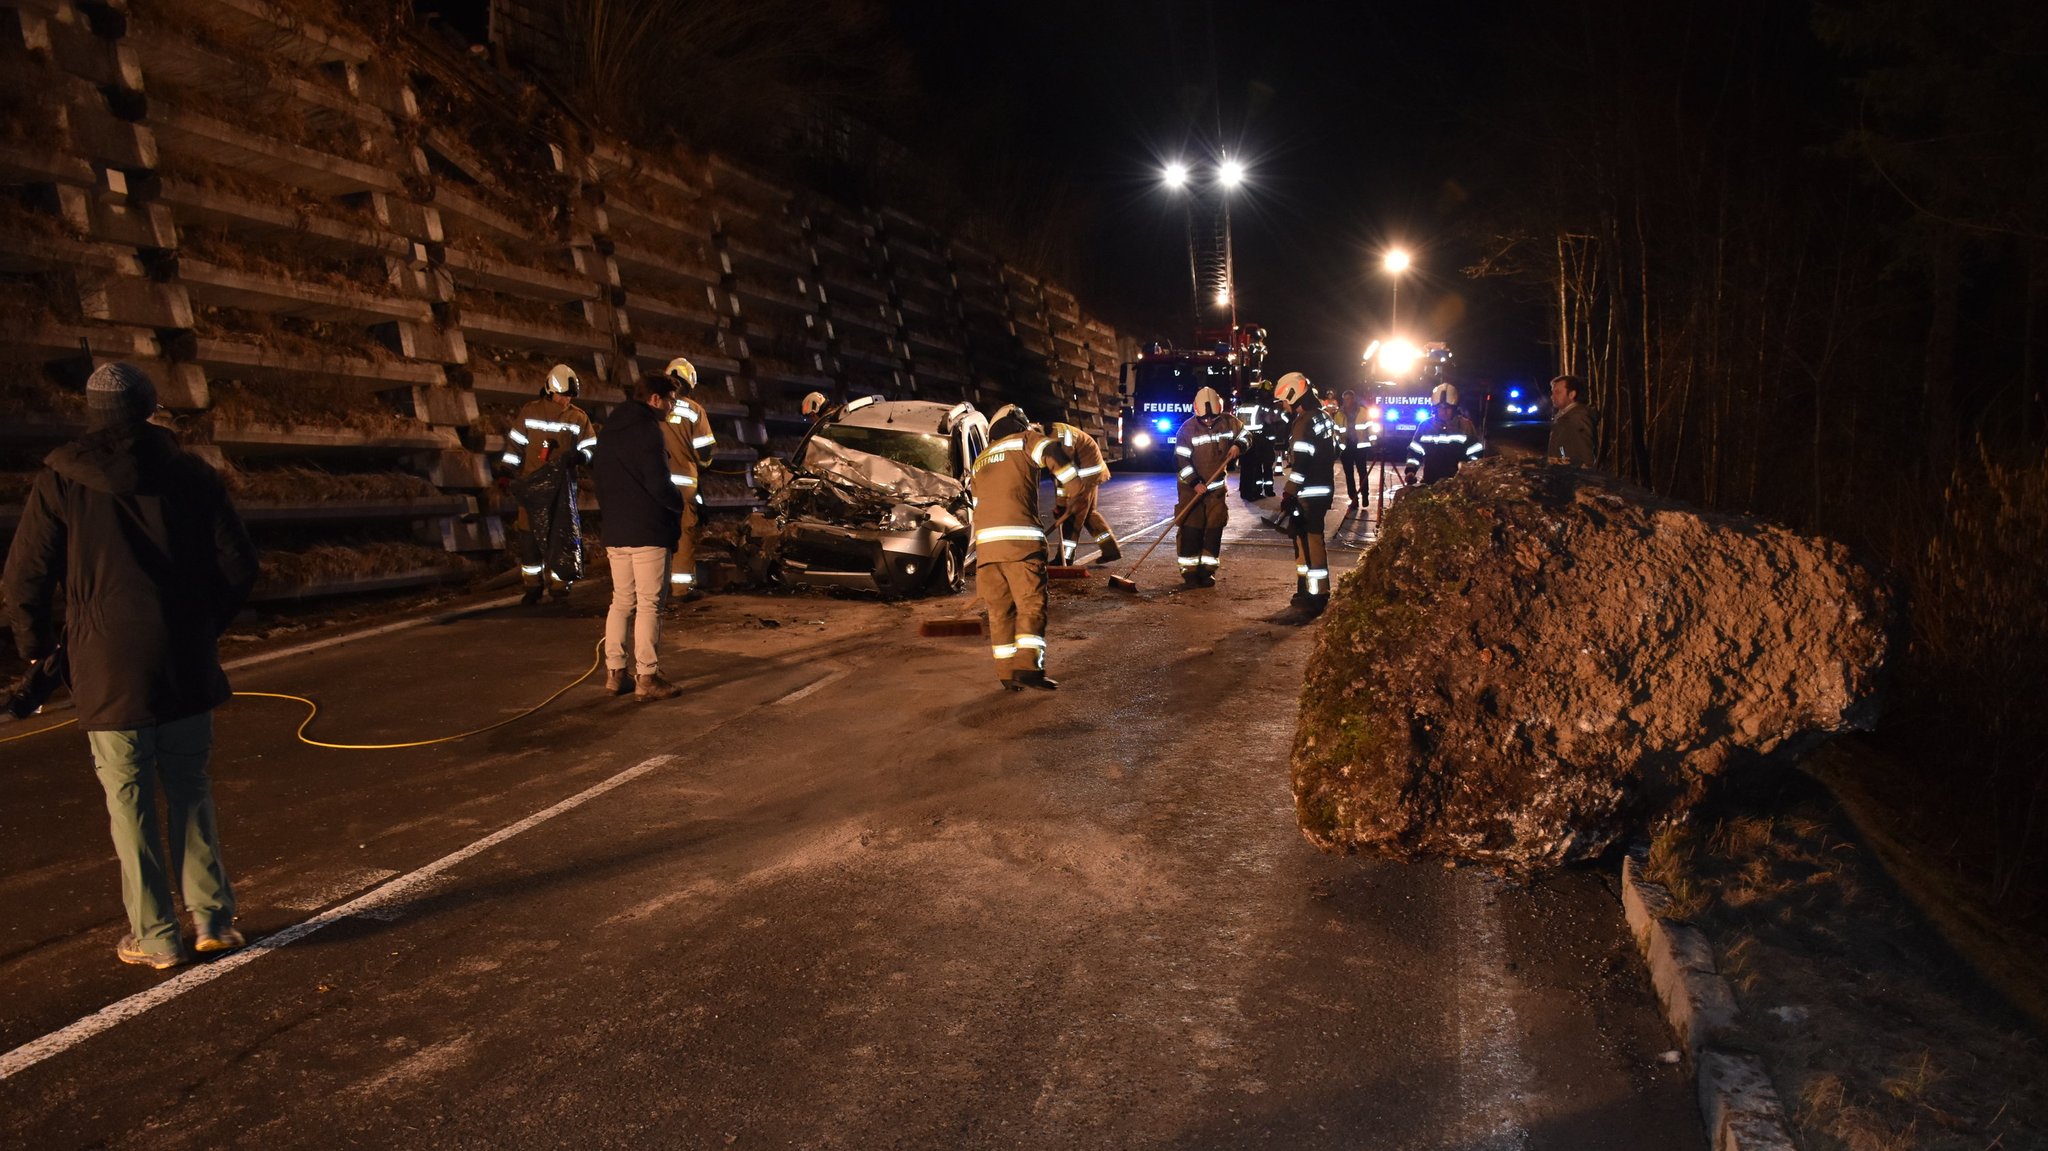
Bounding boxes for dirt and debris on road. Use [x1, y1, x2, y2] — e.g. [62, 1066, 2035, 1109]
[1649, 747, 2048, 1150]
[1293, 458, 1890, 873]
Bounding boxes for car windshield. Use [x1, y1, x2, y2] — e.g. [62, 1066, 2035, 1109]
[816, 424, 952, 476]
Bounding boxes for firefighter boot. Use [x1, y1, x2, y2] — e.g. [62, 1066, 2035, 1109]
[1094, 535, 1121, 564]
[1005, 670, 1058, 692]
[521, 586, 544, 605]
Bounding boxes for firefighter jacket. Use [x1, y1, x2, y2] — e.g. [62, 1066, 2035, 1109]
[1235, 390, 1281, 451]
[502, 398, 595, 478]
[1174, 413, 1246, 496]
[1281, 405, 1341, 500]
[661, 393, 719, 509]
[1406, 413, 1482, 483]
[1049, 422, 1109, 496]
[969, 429, 1077, 564]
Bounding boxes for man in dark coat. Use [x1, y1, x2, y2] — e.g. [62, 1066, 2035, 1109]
[593, 372, 686, 701]
[2, 362, 260, 969]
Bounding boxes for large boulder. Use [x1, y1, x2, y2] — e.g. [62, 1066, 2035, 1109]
[1293, 460, 1889, 872]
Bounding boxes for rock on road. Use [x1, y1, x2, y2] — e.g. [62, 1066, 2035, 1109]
[0, 473, 1700, 1149]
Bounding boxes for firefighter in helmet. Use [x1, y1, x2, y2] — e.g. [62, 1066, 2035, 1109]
[1048, 419, 1120, 565]
[1403, 382, 1483, 486]
[1276, 371, 1340, 621]
[1235, 376, 1280, 501]
[1172, 386, 1247, 586]
[660, 357, 718, 605]
[501, 363, 596, 603]
[972, 404, 1077, 691]
[801, 391, 831, 423]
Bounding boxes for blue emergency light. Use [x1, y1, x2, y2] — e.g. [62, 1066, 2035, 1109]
[1417, 409, 1434, 424]
[1153, 417, 1172, 433]
[1509, 387, 1522, 399]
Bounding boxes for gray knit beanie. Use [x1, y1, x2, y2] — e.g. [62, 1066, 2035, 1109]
[86, 361, 158, 424]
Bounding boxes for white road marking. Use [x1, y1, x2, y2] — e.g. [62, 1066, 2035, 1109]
[272, 867, 400, 911]
[220, 594, 527, 673]
[772, 667, 850, 706]
[0, 753, 676, 1081]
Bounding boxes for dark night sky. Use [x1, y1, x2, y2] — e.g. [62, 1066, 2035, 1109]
[886, 0, 1552, 395]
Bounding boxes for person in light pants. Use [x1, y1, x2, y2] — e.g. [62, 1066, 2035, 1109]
[593, 373, 686, 701]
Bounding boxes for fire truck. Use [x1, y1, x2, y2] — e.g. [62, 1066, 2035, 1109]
[1357, 338, 1455, 460]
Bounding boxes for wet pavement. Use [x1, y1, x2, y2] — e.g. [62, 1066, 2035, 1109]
[0, 470, 1700, 1149]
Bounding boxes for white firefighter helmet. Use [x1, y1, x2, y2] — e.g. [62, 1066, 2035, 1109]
[801, 391, 829, 417]
[1431, 382, 1460, 407]
[1193, 386, 1225, 419]
[544, 363, 580, 398]
[665, 356, 698, 392]
[988, 403, 1032, 439]
[1274, 371, 1313, 407]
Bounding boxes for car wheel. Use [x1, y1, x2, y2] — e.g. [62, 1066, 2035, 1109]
[928, 537, 966, 596]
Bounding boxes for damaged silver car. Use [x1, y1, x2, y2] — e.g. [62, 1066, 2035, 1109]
[745, 397, 988, 597]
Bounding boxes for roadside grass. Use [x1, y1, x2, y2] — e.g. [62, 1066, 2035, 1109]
[1647, 764, 2048, 1150]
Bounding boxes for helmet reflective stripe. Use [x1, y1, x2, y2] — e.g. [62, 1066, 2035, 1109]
[1275, 371, 1310, 406]
[666, 357, 698, 391]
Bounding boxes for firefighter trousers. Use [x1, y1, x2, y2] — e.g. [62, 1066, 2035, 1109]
[512, 529, 570, 591]
[662, 503, 703, 607]
[976, 556, 1048, 680]
[1056, 487, 1115, 562]
[1290, 497, 1332, 600]
[1175, 484, 1227, 579]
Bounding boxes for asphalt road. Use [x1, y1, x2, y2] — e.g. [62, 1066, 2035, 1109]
[0, 470, 1700, 1150]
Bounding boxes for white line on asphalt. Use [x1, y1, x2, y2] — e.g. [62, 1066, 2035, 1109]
[273, 867, 401, 911]
[0, 753, 676, 1082]
[772, 667, 850, 706]
[220, 593, 527, 673]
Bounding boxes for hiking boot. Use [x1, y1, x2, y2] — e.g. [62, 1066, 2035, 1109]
[520, 586, 544, 605]
[603, 668, 632, 696]
[117, 935, 188, 970]
[634, 673, 682, 701]
[194, 925, 246, 954]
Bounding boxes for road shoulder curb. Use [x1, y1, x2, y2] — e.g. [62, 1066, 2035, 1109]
[1620, 854, 1798, 1151]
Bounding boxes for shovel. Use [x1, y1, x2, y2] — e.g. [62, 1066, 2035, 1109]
[1107, 458, 1233, 593]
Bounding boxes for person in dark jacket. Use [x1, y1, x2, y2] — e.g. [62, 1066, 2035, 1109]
[593, 372, 686, 701]
[2, 363, 259, 970]
[1547, 374, 1598, 468]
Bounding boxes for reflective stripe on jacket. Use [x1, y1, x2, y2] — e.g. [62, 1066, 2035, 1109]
[1282, 407, 1340, 500]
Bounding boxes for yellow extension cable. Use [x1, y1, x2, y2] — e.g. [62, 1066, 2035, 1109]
[0, 640, 603, 751]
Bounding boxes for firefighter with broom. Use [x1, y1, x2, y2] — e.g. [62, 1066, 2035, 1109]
[500, 363, 596, 604]
[1274, 371, 1340, 622]
[1171, 387, 1246, 586]
[972, 404, 1077, 691]
[1048, 419, 1120, 566]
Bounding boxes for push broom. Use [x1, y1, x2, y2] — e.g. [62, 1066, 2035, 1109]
[1106, 458, 1233, 593]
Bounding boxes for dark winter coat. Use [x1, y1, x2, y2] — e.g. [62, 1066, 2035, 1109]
[2, 422, 259, 731]
[593, 398, 684, 549]
[1548, 402, 1598, 468]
